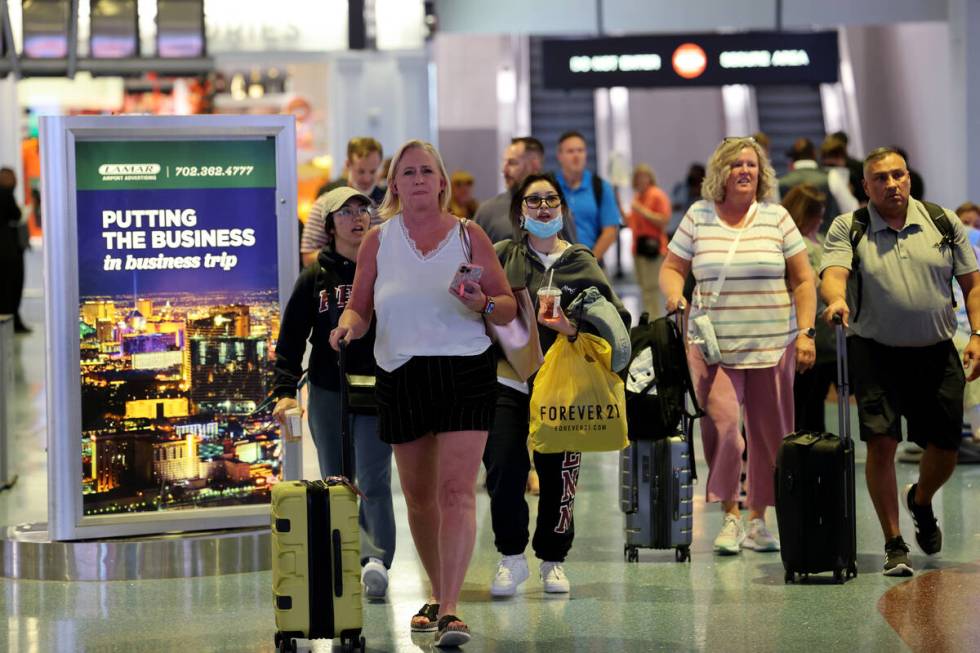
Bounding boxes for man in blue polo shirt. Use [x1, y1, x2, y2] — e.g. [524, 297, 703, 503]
[554, 131, 621, 260]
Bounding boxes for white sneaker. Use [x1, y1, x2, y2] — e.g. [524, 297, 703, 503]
[539, 561, 570, 594]
[490, 554, 529, 597]
[713, 514, 745, 555]
[361, 558, 388, 599]
[743, 518, 780, 552]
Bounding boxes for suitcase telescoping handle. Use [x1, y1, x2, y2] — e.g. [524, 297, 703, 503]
[668, 300, 699, 481]
[833, 315, 851, 445]
[667, 300, 686, 328]
[337, 340, 355, 481]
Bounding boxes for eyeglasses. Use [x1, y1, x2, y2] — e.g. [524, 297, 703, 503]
[334, 206, 372, 219]
[723, 136, 757, 144]
[522, 194, 562, 209]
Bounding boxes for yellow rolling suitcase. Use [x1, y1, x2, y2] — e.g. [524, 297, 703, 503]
[272, 342, 365, 653]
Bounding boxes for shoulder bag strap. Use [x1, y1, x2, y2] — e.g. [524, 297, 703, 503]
[702, 204, 755, 311]
[459, 218, 473, 262]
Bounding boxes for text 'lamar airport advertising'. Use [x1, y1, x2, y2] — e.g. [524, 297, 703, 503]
[542, 31, 839, 89]
[74, 138, 283, 518]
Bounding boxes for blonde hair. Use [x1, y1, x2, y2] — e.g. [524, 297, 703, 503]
[701, 137, 777, 203]
[377, 140, 452, 220]
[632, 163, 657, 189]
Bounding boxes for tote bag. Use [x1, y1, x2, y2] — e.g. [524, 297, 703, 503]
[530, 333, 628, 453]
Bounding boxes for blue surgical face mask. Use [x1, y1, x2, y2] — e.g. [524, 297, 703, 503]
[522, 212, 563, 238]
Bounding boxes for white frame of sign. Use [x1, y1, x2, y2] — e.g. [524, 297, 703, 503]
[40, 114, 299, 541]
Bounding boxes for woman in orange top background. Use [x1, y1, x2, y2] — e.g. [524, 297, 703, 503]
[628, 163, 672, 317]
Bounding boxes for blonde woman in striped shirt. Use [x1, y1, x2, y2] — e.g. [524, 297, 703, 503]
[659, 137, 817, 555]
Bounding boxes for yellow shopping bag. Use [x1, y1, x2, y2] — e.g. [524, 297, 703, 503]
[530, 333, 628, 453]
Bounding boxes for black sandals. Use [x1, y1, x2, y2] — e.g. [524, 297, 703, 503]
[410, 603, 440, 632]
[434, 614, 471, 648]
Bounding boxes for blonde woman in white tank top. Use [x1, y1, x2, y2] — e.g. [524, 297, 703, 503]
[329, 140, 516, 648]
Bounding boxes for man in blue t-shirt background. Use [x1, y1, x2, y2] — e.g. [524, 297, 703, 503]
[554, 131, 622, 260]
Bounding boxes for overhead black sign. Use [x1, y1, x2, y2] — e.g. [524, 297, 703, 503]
[542, 31, 839, 89]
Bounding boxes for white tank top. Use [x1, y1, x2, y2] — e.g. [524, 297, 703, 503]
[373, 214, 491, 372]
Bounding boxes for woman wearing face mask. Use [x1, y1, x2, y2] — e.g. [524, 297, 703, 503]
[483, 172, 630, 598]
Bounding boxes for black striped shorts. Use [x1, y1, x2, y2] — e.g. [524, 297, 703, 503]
[375, 348, 498, 444]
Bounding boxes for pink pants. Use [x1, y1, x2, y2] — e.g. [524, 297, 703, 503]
[687, 343, 796, 508]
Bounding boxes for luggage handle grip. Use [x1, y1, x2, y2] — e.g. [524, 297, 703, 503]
[672, 469, 681, 521]
[834, 318, 851, 445]
[331, 529, 344, 598]
[337, 341, 355, 481]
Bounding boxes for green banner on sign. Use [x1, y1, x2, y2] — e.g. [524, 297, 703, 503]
[75, 139, 278, 190]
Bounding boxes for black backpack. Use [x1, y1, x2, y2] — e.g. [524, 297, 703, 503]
[591, 173, 604, 208]
[848, 201, 956, 321]
[623, 311, 703, 442]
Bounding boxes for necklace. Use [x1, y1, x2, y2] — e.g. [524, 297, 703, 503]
[530, 240, 567, 257]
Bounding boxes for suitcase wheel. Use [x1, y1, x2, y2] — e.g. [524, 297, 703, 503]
[834, 568, 845, 584]
[848, 563, 858, 579]
[625, 545, 639, 563]
[278, 638, 294, 653]
[340, 632, 364, 653]
[359, 635, 367, 651]
[675, 546, 690, 563]
[784, 570, 795, 584]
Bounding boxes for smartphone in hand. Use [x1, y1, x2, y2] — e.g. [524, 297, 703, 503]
[450, 263, 483, 295]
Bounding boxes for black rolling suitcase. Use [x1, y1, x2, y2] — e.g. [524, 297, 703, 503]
[775, 320, 858, 584]
[272, 342, 365, 653]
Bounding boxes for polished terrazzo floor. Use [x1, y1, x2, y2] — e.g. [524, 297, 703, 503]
[2, 248, 978, 652]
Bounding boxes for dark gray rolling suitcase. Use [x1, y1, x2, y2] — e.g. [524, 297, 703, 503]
[620, 415, 695, 563]
[774, 320, 858, 584]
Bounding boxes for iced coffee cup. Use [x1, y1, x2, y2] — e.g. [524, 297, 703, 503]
[537, 287, 562, 321]
[283, 407, 303, 442]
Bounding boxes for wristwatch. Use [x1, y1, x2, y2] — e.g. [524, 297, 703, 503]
[971, 330, 980, 338]
[482, 295, 496, 315]
[800, 327, 816, 339]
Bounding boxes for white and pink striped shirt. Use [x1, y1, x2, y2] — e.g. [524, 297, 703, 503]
[668, 200, 805, 369]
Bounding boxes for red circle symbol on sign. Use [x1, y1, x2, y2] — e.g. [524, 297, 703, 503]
[672, 43, 707, 79]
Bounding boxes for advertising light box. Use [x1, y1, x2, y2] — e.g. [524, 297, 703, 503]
[542, 31, 839, 89]
[41, 116, 298, 540]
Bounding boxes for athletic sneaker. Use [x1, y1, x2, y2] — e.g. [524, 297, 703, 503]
[361, 558, 388, 599]
[540, 561, 570, 594]
[713, 514, 745, 555]
[490, 554, 529, 597]
[883, 536, 914, 577]
[897, 444, 924, 464]
[904, 483, 942, 555]
[743, 518, 780, 552]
